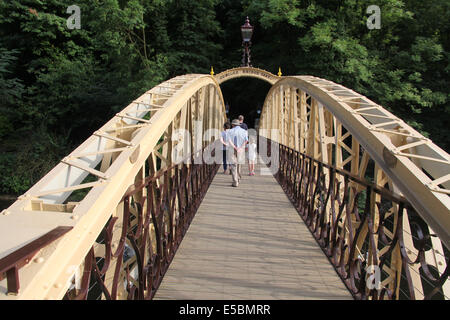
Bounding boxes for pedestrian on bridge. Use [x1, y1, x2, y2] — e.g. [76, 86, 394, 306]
[220, 122, 231, 174]
[228, 119, 248, 187]
[239, 115, 248, 131]
[248, 135, 257, 176]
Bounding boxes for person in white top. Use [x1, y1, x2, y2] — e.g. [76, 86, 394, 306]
[247, 135, 257, 176]
[228, 119, 249, 187]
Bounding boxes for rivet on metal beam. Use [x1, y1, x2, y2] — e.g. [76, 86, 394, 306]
[129, 145, 140, 164]
[383, 147, 397, 168]
[425, 182, 436, 189]
[34, 257, 44, 264]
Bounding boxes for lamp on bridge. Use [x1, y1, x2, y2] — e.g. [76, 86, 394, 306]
[241, 16, 254, 67]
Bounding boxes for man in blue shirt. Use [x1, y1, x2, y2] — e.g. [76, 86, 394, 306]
[228, 119, 248, 187]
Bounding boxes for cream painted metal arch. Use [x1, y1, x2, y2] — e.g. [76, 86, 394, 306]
[259, 75, 450, 299]
[259, 75, 450, 248]
[0, 74, 227, 299]
[1, 68, 449, 300]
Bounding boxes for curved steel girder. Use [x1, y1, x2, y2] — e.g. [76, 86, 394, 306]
[0, 74, 226, 300]
[215, 67, 280, 85]
[259, 76, 450, 248]
[1, 69, 449, 300]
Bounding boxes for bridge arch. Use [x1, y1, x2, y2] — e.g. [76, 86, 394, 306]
[0, 74, 227, 299]
[259, 75, 450, 245]
[259, 75, 450, 299]
[0, 70, 448, 300]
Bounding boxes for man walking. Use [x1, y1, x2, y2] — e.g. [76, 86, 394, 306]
[239, 115, 248, 130]
[228, 119, 248, 187]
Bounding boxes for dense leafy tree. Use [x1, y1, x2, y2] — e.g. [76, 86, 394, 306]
[242, 0, 449, 148]
[0, 0, 169, 193]
[0, 47, 24, 139]
[0, 0, 448, 196]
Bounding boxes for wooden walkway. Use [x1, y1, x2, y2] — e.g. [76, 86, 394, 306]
[154, 161, 352, 300]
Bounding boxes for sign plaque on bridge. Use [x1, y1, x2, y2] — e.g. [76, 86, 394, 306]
[215, 67, 280, 85]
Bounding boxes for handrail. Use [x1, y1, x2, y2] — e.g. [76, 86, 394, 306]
[0, 226, 73, 295]
[263, 136, 449, 300]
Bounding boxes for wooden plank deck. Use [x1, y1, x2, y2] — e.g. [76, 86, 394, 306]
[154, 160, 352, 300]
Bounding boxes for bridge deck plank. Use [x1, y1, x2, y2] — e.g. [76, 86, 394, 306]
[155, 160, 352, 300]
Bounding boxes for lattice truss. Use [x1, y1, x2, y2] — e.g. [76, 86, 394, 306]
[0, 74, 226, 299]
[259, 76, 449, 299]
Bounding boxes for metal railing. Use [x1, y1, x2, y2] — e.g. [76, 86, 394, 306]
[63, 148, 219, 300]
[262, 136, 449, 300]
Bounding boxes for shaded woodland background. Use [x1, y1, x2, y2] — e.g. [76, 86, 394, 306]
[0, 0, 449, 196]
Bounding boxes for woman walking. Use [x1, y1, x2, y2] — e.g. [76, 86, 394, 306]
[248, 135, 257, 175]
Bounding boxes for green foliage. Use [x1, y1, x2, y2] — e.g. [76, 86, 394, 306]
[0, 126, 72, 194]
[243, 0, 449, 150]
[0, 0, 172, 195]
[0, 0, 449, 196]
[0, 47, 24, 138]
[164, 0, 223, 75]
